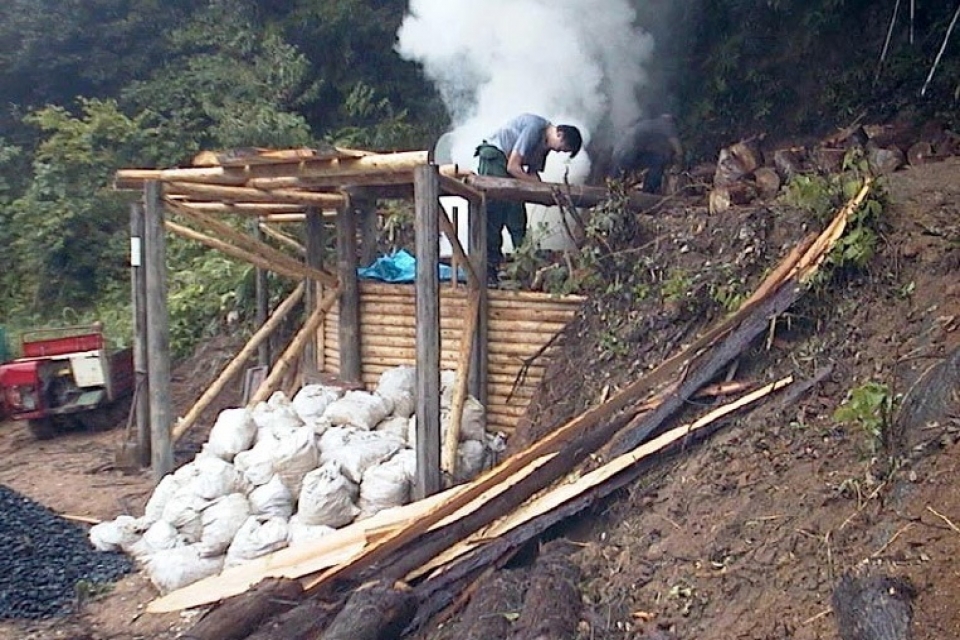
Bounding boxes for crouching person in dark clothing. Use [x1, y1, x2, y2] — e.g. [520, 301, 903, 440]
[609, 114, 683, 194]
[476, 113, 583, 285]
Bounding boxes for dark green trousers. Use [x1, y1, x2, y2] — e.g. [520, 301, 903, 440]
[475, 144, 527, 277]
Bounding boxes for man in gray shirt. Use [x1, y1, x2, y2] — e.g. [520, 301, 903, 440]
[475, 114, 583, 285]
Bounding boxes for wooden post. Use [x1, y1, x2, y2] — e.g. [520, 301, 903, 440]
[449, 204, 460, 289]
[336, 196, 361, 383]
[304, 208, 325, 375]
[253, 220, 270, 369]
[143, 181, 173, 480]
[414, 164, 441, 499]
[468, 196, 489, 405]
[358, 196, 379, 268]
[130, 202, 150, 466]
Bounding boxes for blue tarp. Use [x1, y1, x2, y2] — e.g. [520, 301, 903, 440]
[357, 249, 464, 283]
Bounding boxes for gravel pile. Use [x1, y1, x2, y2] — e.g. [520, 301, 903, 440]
[0, 484, 134, 619]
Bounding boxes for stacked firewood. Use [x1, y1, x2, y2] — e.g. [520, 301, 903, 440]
[707, 121, 960, 214]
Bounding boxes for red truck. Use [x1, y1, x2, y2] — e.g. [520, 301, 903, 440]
[0, 324, 135, 439]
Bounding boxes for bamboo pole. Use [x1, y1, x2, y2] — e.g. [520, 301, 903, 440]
[172, 283, 306, 442]
[250, 288, 340, 405]
[171, 203, 338, 286]
[442, 288, 481, 476]
[165, 202, 307, 215]
[166, 181, 344, 207]
[259, 223, 306, 255]
[165, 219, 319, 282]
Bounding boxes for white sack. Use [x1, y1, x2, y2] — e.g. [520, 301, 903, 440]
[292, 384, 343, 427]
[143, 474, 182, 524]
[252, 391, 305, 434]
[234, 431, 280, 486]
[454, 439, 487, 484]
[184, 456, 248, 500]
[358, 455, 411, 519]
[198, 493, 251, 557]
[128, 520, 183, 561]
[248, 474, 294, 520]
[204, 408, 257, 461]
[322, 390, 393, 430]
[224, 516, 290, 569]
[320, 429, 403, 484]
[374, 416, 409, 446]
[272, 427, 319, 496]
[288, 514, 336, 547]
[161, 492, 210, 543]
[146, 544, 224, 594]
[296, 462, 359, 528]
[375, 366, 417, 418]
[89, 515, 146, 552]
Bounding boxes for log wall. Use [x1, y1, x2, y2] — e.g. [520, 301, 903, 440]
[320, 282, 583, 435]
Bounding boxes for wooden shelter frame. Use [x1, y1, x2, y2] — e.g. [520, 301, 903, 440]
[115, 145, 655, 495]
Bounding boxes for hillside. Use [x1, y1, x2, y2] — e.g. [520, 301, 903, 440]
[0, 156, 957, 640]
[417, 156, 960, 640]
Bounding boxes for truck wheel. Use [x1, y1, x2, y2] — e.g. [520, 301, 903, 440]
[27, 418, 60, 440]
[77, 397, 132, 433]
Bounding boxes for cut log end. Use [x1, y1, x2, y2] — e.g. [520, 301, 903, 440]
[832, 570, 915, 640]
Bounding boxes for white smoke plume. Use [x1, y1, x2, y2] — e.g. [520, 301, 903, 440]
[397, 0, 654, 179]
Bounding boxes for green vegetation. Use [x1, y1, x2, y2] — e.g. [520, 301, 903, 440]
[0, 0, 954, 360]
[833, 380, 896, 454]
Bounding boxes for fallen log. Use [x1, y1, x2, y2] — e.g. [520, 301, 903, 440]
[180, 579, 304, 640]
[510, 540, 583, 640]
[246, 599, 342, 640]
[432, 568, 525, 640]
[405, 378, 794, 602]
[319, 581, 417, 640]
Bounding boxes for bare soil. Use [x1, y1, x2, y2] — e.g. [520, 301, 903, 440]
[0, 158, 957, 640]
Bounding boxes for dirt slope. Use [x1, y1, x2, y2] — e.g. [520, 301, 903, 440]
[0, 160, 956, 640]
[476, 157, 960, 640]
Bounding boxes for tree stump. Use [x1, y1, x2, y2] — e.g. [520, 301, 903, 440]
[832, 570, 915, 640]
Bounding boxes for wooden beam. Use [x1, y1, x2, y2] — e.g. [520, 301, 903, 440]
[129, 202, 150, 466]
[438, 202, 478, 288]
[165, 202, 307, 215]
[166, 181, 345, 207]
[438, 174, 484, 202]
[169, 205, 338, 287]
[259, 223, 306, 255]
[336, 199, 361, 383]
[464, 175, 663, 210]
[253, 222, 271, 369]
[304, 209, 325, 375]
[165, 220, 320, 283]
[468, 196, 489, 404]
[143, 182, 174, 480]
[414, 164, 442, 500]
[357, 197, 379, 268]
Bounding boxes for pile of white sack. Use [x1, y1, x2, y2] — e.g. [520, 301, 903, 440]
[88, 366, 506, 595]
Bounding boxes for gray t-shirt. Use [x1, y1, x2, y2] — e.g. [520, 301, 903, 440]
[485, 113, 550, 173]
